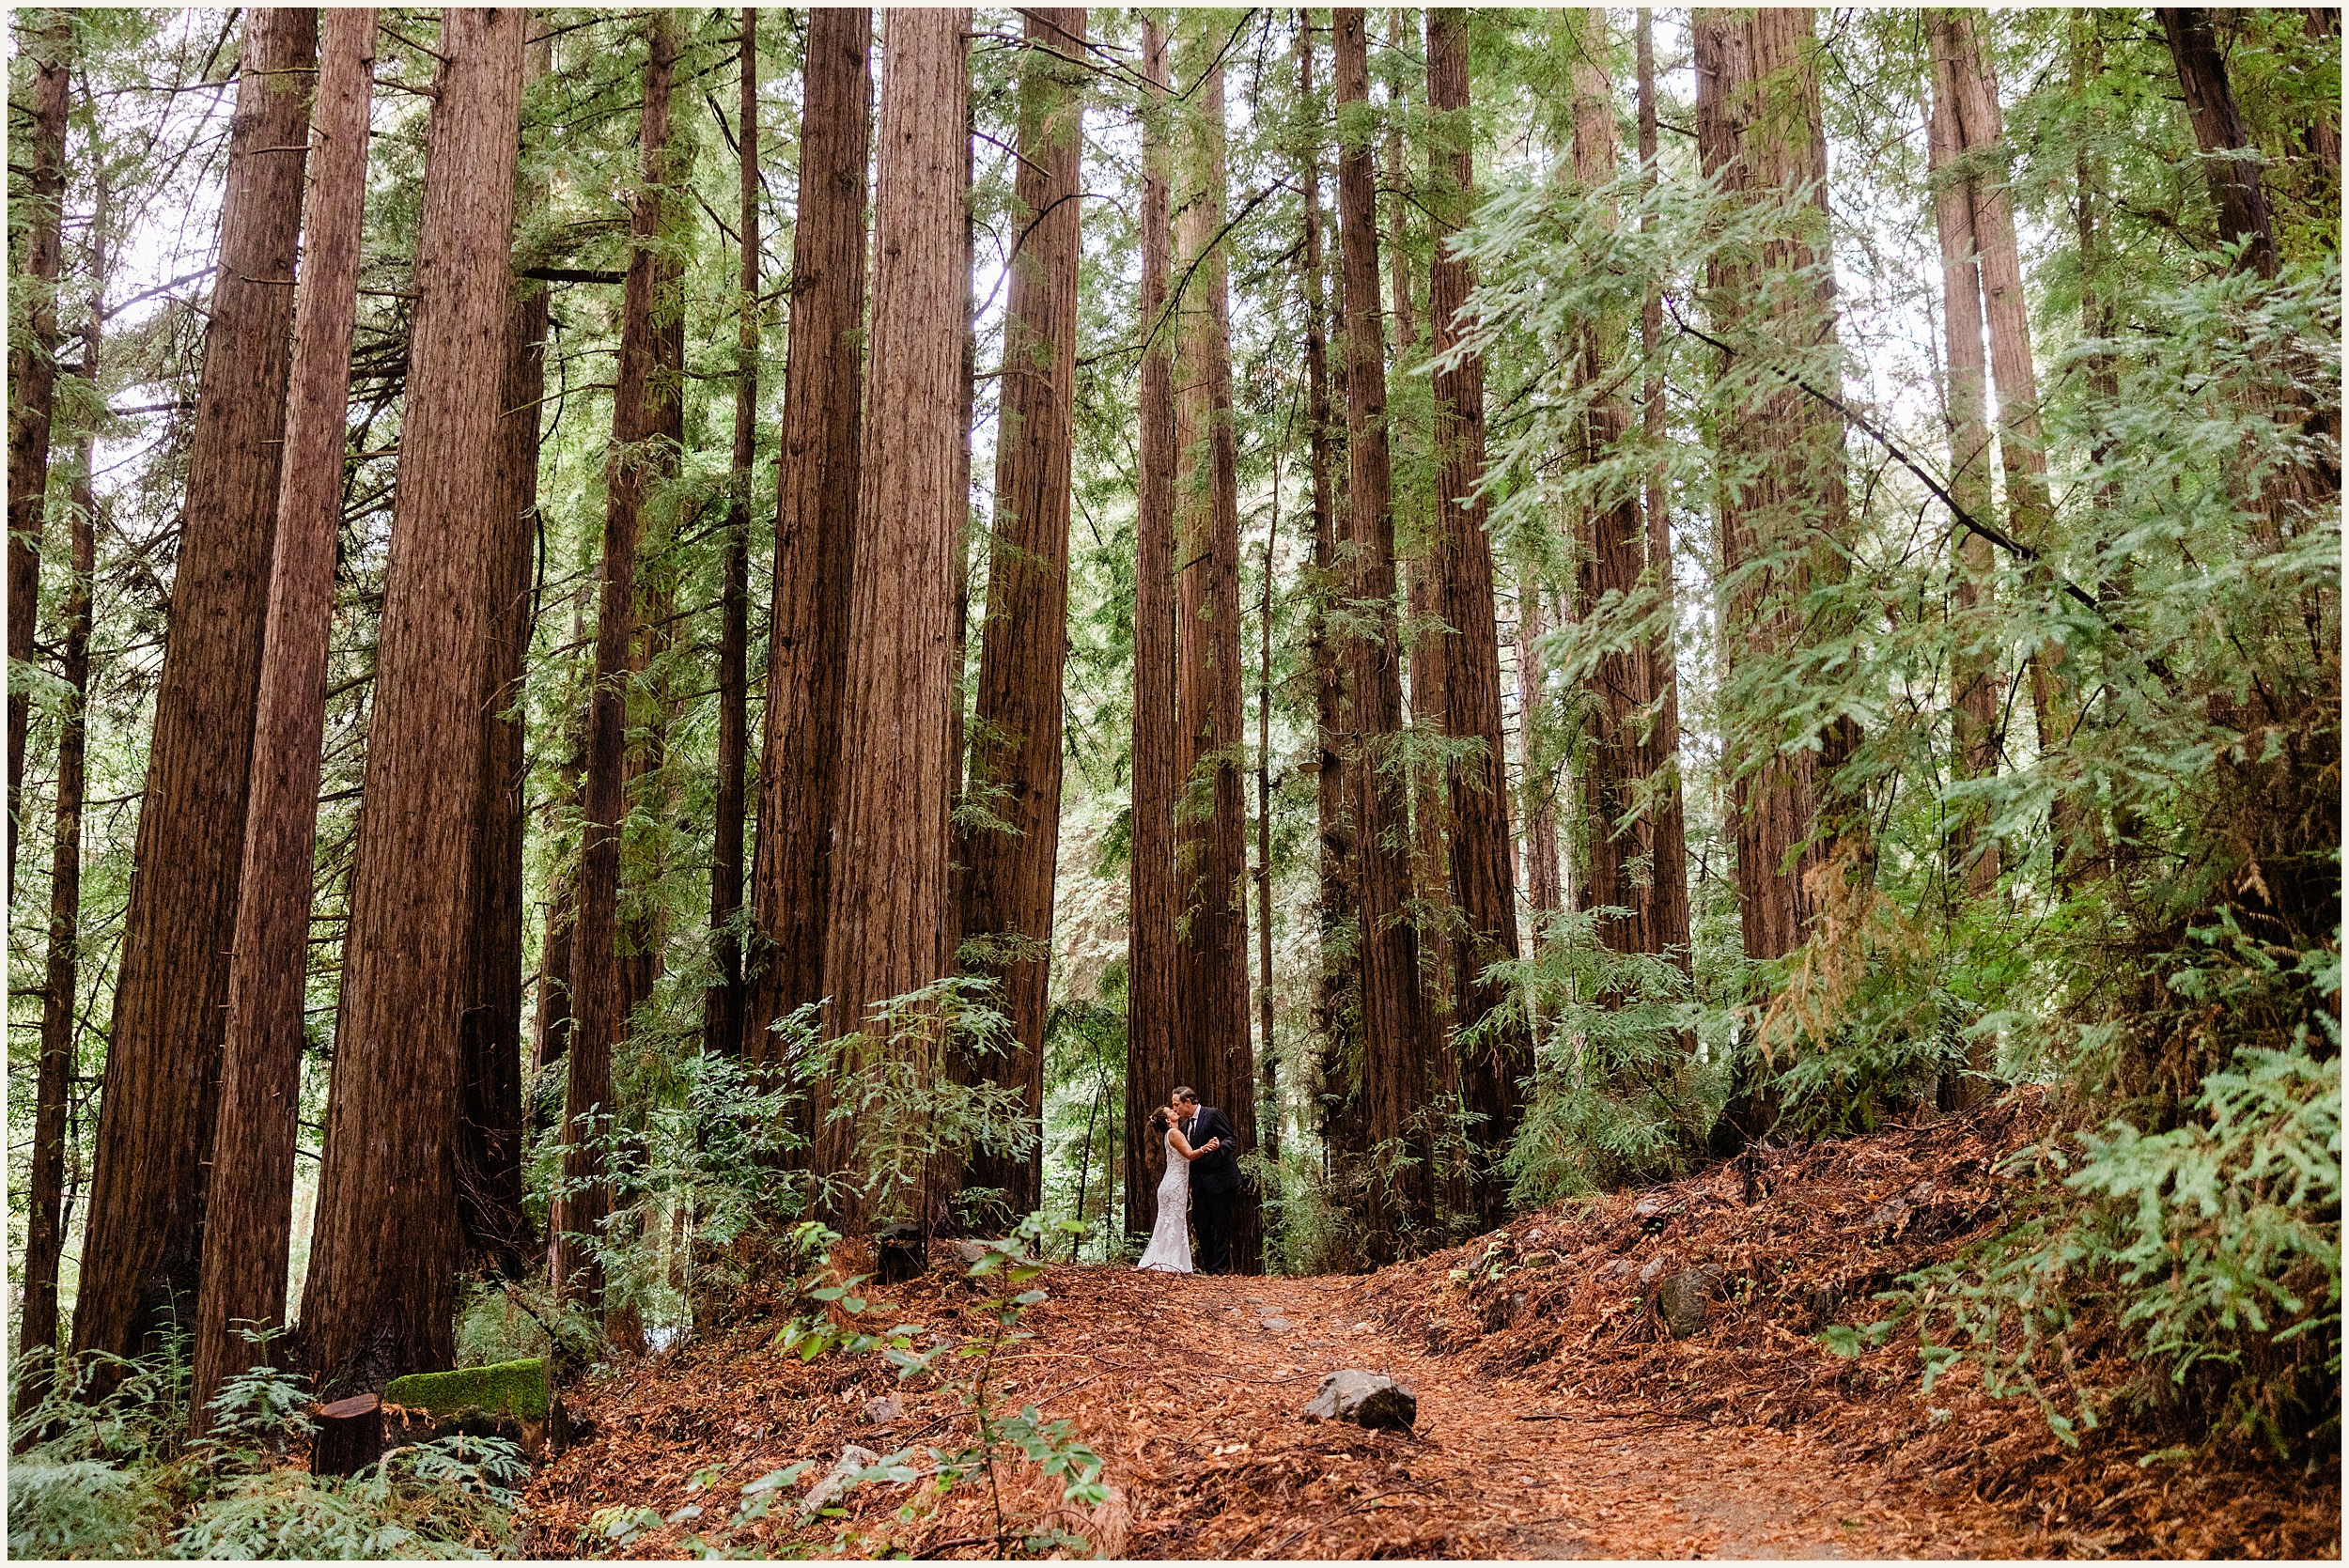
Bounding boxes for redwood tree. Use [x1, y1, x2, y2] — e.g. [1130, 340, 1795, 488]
[1691, 7, 1858, 1153]
[300, 6, 526, 1394]
[817, 5, 970, 1199]
[1333, 7, 1435, 1257]
[1123, 14, 1178, 1245]
[706, 7, 758, 1064]
[455, 27, 552, 1280]
[961, 6, 1087, 1219]
[1172, 18, 1260, 1269]
[748, 7, 871, 1072]
[557, 10, 677, 1312]
[1426, 8, 1527, 1230]
[194, 7, 374, 1421]
[21, 145, 103, 1396]
[7, 9, 70, 903]
[74, 6, 315, 1366]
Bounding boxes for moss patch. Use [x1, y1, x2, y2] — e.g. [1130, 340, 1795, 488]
[384, 1358, 548, 1421]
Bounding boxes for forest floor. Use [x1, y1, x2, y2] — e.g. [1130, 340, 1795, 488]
[521, 1098, 2341, 1559]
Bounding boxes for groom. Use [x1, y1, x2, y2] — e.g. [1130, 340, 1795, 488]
[1175, 1088, 1241, 1274]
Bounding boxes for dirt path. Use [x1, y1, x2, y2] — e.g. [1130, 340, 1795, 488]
[1021, 1266, 2031, 1559]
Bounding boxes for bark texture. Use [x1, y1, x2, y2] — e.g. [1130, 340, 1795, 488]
[301, 7, 525, 1395]
[961, 7, 1086, 1220]
[1172, 22, 1261, 1270]
[22, 175, 101, 1392]
[1925, 19, 2001, 901]
[75, 7, 316, 1366]
[7, 9, 70, 902]
[817, 6, 970, 1205]
[557, 11, 677, 1312]
[749, 7, 870, 1069]
[1426, 8, 1527, 1232]
[1124, 16, 1178, 1245]
[1635, 8, 1693, 977]
[2159, 8, 2279, 279]
[1334, 8, 1436, 1260]
[1690, 7, 1856, 1152]
[706, 7, 758, 1064]
[195, 8, 373, 1421]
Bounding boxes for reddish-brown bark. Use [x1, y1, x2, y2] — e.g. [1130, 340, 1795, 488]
[75, 7, 316, 1367]
[557, 11, 677, 1313]
[706, 8, 758, 1064]
[1634, 9, 1693, 979]
[1426, 8, 1527, 1232]
[961, 7, 1087, 1220]
[22, 159, 102, 1394]
[1691, 8, 1858, 1152]
[2158, 8, 2279, 279]
[1334, 8, 1436, 1259]
[1172, 22, 1261, 1269]
[194, 8, 373, 1422]
[300, 7, 525, 1394]
[7, 9, 69, 903]
[1296, 16, 1359, 1141]
[748, 7, 871, 1071]
[1124, 16, 1178, 1245]
[817, 6, 970, 1209]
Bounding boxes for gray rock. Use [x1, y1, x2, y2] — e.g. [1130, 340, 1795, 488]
[1633, 1193, 1675, 1223]
[862, 1396, 902, 1425]
[1638, 1254, 1671, 1286]
[1300, 1370, 1417, 1432]
[1866, 1198, 1912, 1231]
[945, 1238, 1041, 1269]
[1656, 1265, 1725, 1340]
[1596, 1258, 1636, 1284]
[1259, 1316, 1294, 1333]
[803, 1444, 881, 1514]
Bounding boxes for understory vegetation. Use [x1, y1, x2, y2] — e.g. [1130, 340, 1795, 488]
[6, 2, 2338, 1556]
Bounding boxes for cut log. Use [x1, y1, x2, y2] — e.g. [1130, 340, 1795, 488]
[311, 1391, 383, 1477]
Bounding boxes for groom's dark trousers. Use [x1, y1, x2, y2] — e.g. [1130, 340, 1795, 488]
[1193, 1185, 1237, 1275]
[1185, 1105, 1242, 1273]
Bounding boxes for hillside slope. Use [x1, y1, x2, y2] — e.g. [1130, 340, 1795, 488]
[521, 1099, 2339, 1558]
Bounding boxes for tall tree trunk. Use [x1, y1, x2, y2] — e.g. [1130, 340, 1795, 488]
[75, 6, 316, 1368]
[7, 9, 70, 904]
[1334, 7, 1435, 1260]
[301, 8, 525, 1395]
[21, 157, 102, 1398]
[1635, 8, 1692, 978]
[1516, 577, 1561, 918]
[1172, 20, 1261, 1271]
[961, 6, 1087, 1221]
[456, 27, 552, 1281]
[1925, 21, 2001, 904]
[1124, 15, 1178, 1247]
[1568, 15, 1663, 964]
[533, 583, 588, 1089]
[2158, 8, 2279, 279]
[817, 5, 970, 1215]
[1933, 13, 2069, 864]
[1426, 8, 1527, 1232]
[748, 7, 871, 1073]
[1294, 12, 1358, 1176]
[557, 11, 677, 1314]
[194, 9, 372, 1423]
[707, 8, 758, 1063]
[1690, 7, 1856, 1155]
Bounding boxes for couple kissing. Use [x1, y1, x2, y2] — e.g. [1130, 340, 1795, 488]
[1136, 1087, 1241, 1275]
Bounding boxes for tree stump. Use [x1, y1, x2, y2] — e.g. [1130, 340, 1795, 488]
[877, 1223, 927, 1285]
[311, 1391, 383, 1477]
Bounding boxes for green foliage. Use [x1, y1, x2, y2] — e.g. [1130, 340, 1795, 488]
[7, 1340, 524, 1560]
[1479, 910, 1719, 1205]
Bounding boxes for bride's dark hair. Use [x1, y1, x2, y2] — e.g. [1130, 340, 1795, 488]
[1144, 1106, 1174, 1166]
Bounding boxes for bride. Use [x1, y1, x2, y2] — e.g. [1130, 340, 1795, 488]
[1135, 1098, 1221, 1273]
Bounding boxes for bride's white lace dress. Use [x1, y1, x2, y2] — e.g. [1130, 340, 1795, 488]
[1135, 1131, 1192, 1273]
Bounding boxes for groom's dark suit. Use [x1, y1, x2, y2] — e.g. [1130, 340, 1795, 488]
[1183, 1105, 1242, 1274]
